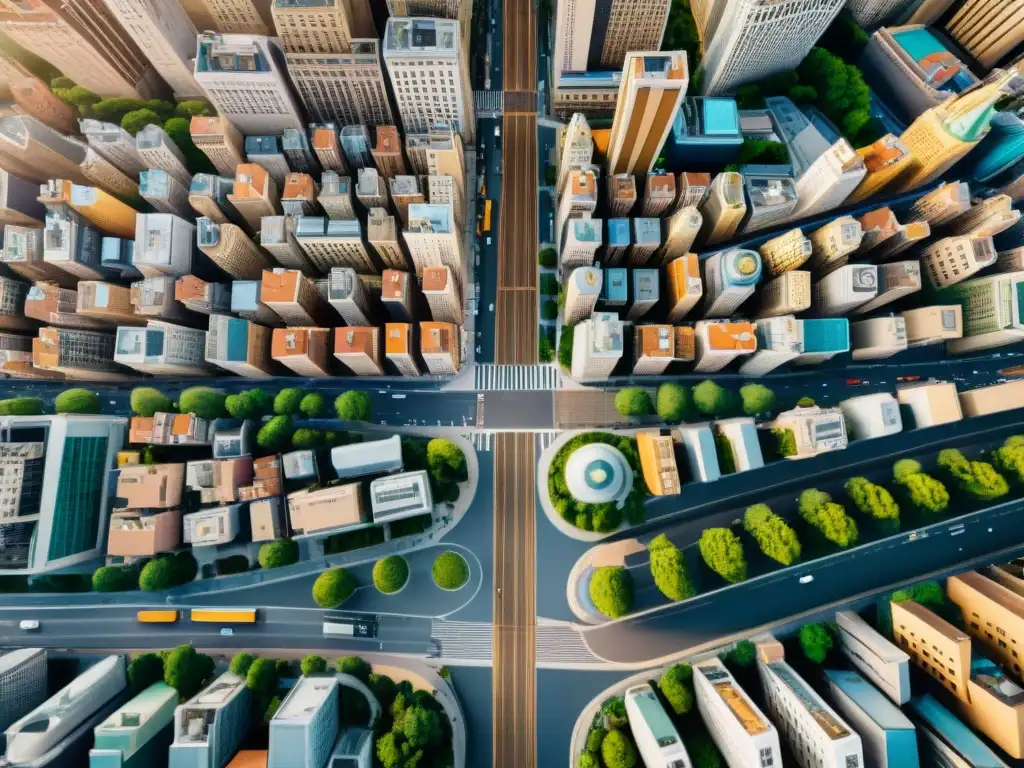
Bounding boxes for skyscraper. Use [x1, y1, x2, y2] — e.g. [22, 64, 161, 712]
[758, 228, 812, 277]
[606, 52, 688, 176]
[422, 265, 463, 325]
[571, 312, 624, 381]
[33, 327, 126, 380]
[283, 128, 319, 174]
[557, 170, 598, 245]
[140, 169, 190, 218]
[0, 648, 47, 734]
[228, 164, 281, 232]
[321, 172, 357, 220]
[698, 171, 746, 246]
[327, 267, 379, 325]
[557, 113, 594, 196]
[114, 321, 210, 375]
[198, 219, 274, 280]
[0, 169, 44, 227]
[946, 0, 1024, 69]
[295, 216, 376, 274]
[920, 235, 997, 289]
[372, 126, 407, 179]
[190, 117, 246, 177]
[660, 206, 702, 261]
[78, 120, 147, 178]
[563, 266, 603, 326]
[268, 676, 341, 768]
[271, 0, 373, 54]
[560, 216, 602, 270]
[846, 0, 920, 28]
[272, 326, 332, 376]
[607, 174, 636, 218]
[384, 322, 422, 376]
[136, 125, 192, 189]
[368, 207, 408, 269]
[133, 213, 195, 278]
[420, 320, 461, 374]
[194, 33, 305, 134]
[665, 253, 702, 322]
[334, 325, 384, 375]
[846, 134, 912, 203]
[403, 203, 463, 277]
[553, 0, 670, 74]
[282, 173, 323, 217]
[261, 268, 330, 326]
[288, 40, 396, 126]
[245, 135, 290, 188]
[68, 184, 138, 240]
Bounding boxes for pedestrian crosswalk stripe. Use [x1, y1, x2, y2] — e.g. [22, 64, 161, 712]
[474, 364, 561, 391]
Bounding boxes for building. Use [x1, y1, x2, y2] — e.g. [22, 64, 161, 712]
[390, 175, 425, 228]
[553, 0, 670, 75]
[603, 219, 631, 266]
[328, 267, 379, 326]
[197, 218, 273, 280]
[281, 173, 322, 217]
[334, 326, 384, 375]
[99, 238, 142, 282]
[183, 502, 242, 546]
[381, 270, 416, 321]
[33, 327, 127, 381]
[699, 0, 846, 96]
[422, 265, 462, 325]
[607, 174, 636, 218]
[851, 316, 908, 360]
[948, 570, 1024, 681]
[740, 174, 799, 234]
[42, 207, 106, 281]
[702, 248, 762, 318]
[194, 33, 304, 134]
[79, 120, 146, 179]
[132, 213, 194, 278]
[268, 675, 340, 768]
[627, 268, 659, 321]
[176, 276, 230, 315]
[847, 134, 913, 203]
[813, 264, 878, 317]
[68, 184, 137, 240]
[839, 392, 903, 440]
[369, 470, 432, 524]
[557, 169, 598, 247]
[282, 128, 319, 175]
[758, 229, 811, 277]
[189, 0, 267, 33]
[114, 321, 209, 376]
[77, 281, 142, 328]
[739, 315, 803, 374]
[329, 435, 402, 480]
[129, 275, 190, 322]
[571, 312, 623, 381]
[228, 164, 280, 233]
[0, 225, 63, 286]
[206, 314, 274, 377]
[633, 430, 679, 497]
[664, 253, 702, 322]
[606, 52, 687, 176]
[136, 124, 191, 190]
[694, 320, 756, 373]
[677, 171, 711, 209]
[627, 219, 660, 267]
[947, 195, 1020, 239]
[756, 640, 864, 768]
[287, 482, 365, 536]
[107, 506, 181, 557]
[0, 169, 44, 226]
[129, 413, 211, 446]
[249, 497, 284, 542]
[556, 113, 593, 196]
[713, 418, 764, 473]
[698, 171, 747, 246]
[600, 267, 628, 309]
[795, 317, 849, 364]
[941, 272, 1024, 354]
[852, 261, 921, 315]
[809, 216, 864, 273]
[758, 271, 811, 318]
[835, 610, 911, 705]
[906, 692, 1010, 768]
[960, 379, 1024, 418]
[768, 404, 848, 459]
[261, 268, 329, 326]
[560, 216, 602, 270]
[90, 681, 177, 768]
[355, 167, 387, 210]
[287, 40, 395, 127]
[425, 174, 461, 222]
[821, 669, 919, 768]
[271, 0, 371, 53]
[372, 126, 406, 179]
[385, 322, 422, 376]
[694, 658, 780, 768]
[383, 18, 473, 141]
[901, 305, 962, 346]
[846, 0, 921, 27]
[0, 648, 48, 734]
[420, 320, 460, 374]
[907, 180, 972, 226]
[551, 70, 622, 119]
[920, 235, 997, 290]
[368, 207, 408, 269]
[895, 380, 962, 427]
[404, 203, 463, 277]
[24, 283, 101, 331]
[659, 207, 702, 263]
[272, 326, 331, 377]
[0, 276, 36, 333]
[295, 216, 375, 275]
[140, 169, 190, 218]
[632, 324, 674, 375]
[169, 672, 251, 768]
[664, 96, 743, 169]
[261, 216, 311, 273]
[946, 0, 1024, 69]
[340, 125, 373, 170]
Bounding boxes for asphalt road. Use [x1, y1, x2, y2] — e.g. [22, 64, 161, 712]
[475, 115, 502, 364]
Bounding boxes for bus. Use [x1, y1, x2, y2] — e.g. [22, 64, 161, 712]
[624, 683, 692, 768]
[483, 199, 492, 232]
[190, 608, 257, 624]
[137, 609, 179, 623]
[323, 612, 378, 639]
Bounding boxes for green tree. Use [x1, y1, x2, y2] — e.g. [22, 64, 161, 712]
[0, 397, 43, 416]
[138, 557, 175, 591]
[845, 477, 900, 520]
[178, 386, 227, 419]
[257, 415, 292, 450]
[615, 387, 653, 417]
[734, 83, 764, 109]
[538, 247, 557, 267]
[164, 116, 215, 174]
[542, 299, 558, 320]
[337, 655, 372, 683]
[299, 392, 326, 418]
[992, 436, 1024, 484]
[692, 380, 732, 417]
[54, 388, 100, 414]
[557, 325, 575, 370]
[585, 726, 607, 754]
[397, 705, 443, 749]
[739, 383, 775, 415]
[658, 662, 694, 715]
[246, 657, 278, 694]
[649, 533, 695, 601]
[721, 639, 756, 669]
[656, 382, 689, 423]
[699, 528, 747, 583]
[229, 652, 255, 676]
[798, 489, 859, 547]
[743, 504, 801, 566]
[800, 622, 834, 664]
[225, 389, 271, 419]
[127, 652, 164, 695]
[163, 644, 214, 700]
[818, 8, 870, 62]
[601, 696, 628, 728]
[738, 137, 789, 164]
[313, 567, 357, 607]
[175, 99, 214, 117]
[796, 396, 816, 407]
[937, 448, 1010, 501]
[290, 428, 323, 449]
[539, 334, 554, 362]
[376, 732, 402, 767]
[601, 728, 637, 768]
[335, 390, 373, 421]
[90, 97, 143, 123]
[426, 438, 468, 484]
[432, 551, 469, 590]
[120, 108, 162, 136]
[257, 539, 299, 569]
[130, 387, 173, 416]
[689, 730, 724, 768]
[771, 427, 797, 458]
[91, 565, 129, 592]
[373, 555, 409, 594]
[274, 387, 305, 415]
[301, 654, 327, 675]
[589, 566, 633, 619]
[893, 459, 950, 513]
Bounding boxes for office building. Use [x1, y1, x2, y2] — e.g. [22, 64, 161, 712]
[0, 648, 48, 734]
[197, 218, 273, 281]
[629, 219, 661, 266]
[870, 219, 930, 261]
[814, 264, 878, 317]
[699, 0, 845, 95]
[839, 392, 903, 439]
[427, 174, 461, 224]
[631, 324, 673, 375]
[627, 268, 659, 321]
[659, 206, 702, 263]
[809, 216, 863, 274]
[80, 146, 140, 203]
[693, 320, 756, 373]
[711, 418, 764, 473]
[836, 610, 911, 705]
[329, 435, 402, 479]
[404, 203, 463, 277]
[673, 424, 719, 481]
[312, 126, 345, 172]
[245, 135, 289, 188]
[948, 570, 1024, 682]
[847, 134, 912, 203]
[89, 681, 177, 768]
[607, 174, 636, 218]
[169, 672, 250, 768]
[230, 279, 279, 326]
[571, 312, 624, 381]
[77, 281, 142, 327]
[140, 169, 190, 218]
[758, 229, 811, 277]
[79, 120, 147, 179]
[280, 173, 321, 218]
[129, 275, 191, 322]
[960, 379, 1024, 417]
[381, 270, 416, 321]
[384, 321, 422, 376]
[176, 275, 230, 315]
[698, 171, 746, 246]
[907, 180, 972, 226]
[389, 175, 425, 227]
[136, 124, 191, 190]
[768, 404, 848, 458]
[190, 117, 245, 177]
[367, 207, 408, 270]
[854, 207, 901, 257]
[946, 0, 1024, 69]
[852, 261, 921, 315]
[133, 213, 195, 279]
[114, 321, 209, 376]
[372, 126, 406, 179]
[194, 33, 304, 134]
[420, 320, 460, 374]
[633, 431, 679, 496]
[268, 675, 340, 768]
[606, 52, 687, 176]
[340, 125, 373, 171]
[422, 124, 465, 191]
[896, 379, 963, 427]
[327, 267, 378, 326]
[740, 174, 799, 234]
[702, 248, 762, 318]
[42, 207, 106, 281]
[921, 235, 997, 289]
[948, 194, 1021, 239]
[288, 482, 365, 535]
[206, 314, 273, 377]
[664, 253, 702, 322]
[941, 272, 1024, 354]
[601, 264, 629, 307]
[792, 316, 845, 364]
[557, 169, 598, 246]
[560, 216, 602, 270]
[901, 305, 962, 346]
[318, 172, 355, 221]
[295, 216, 375, 275]
[1, 225, 67, 287]
[677, 171, 711, 209]
[383, 18, 473, 141]
[846, 0, 921, 27]
[556, 113, 593, 196]
[10, 76, 78, 136]
[739, 315, 803, 374]
[355, 167, 387, 210]
[32, 327, 127, 380]
[261, 268, 328, 326]
[25, 282, 106, 330]
[248, 496, 284, 542]
[99, 238, 142, 282]
[0, 116, 87, 186]
[693, 658, 781, 768]
[334, 326, 383, 375]
[664, 96, 743, 169]
[228, 164, 280, 233]
[758, 271, 811, 318]
[422, 265, 462, 325]
[288, 40, 395, 127]
[271, 0, 372, 53]
[0, 276, 36, 333]
[0, 169, 44, 226]
[282, 128, 318, 175]
[68, 184, 137, 240]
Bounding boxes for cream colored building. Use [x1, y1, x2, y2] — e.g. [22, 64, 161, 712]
[556, 113, 593, 196]
[906, 180, 972, 225]
[228, 164, 281, 233]
[758, 228, 811, 277]
[809, 216, 863, 274]
[901, 305, 963, 346]
[190, 0, 268, 34]
[403, 202, 464, 277]
[271, 0, 374, 55]
[920, 235, 997, 289]
[847, 134, 912, 203]
[422, 265, 463, 325]
[698, 171, 746, 246]
[660, 206, 702, 262]
[287, 40, 396, 127]
[946, 0, 1024, 69]
[563, 266, 602, 326]
[295, 217, 375, 275]
[261, 268, 328, 326]
[758, 271, 811, 318]
[367, 207, 408, 270]
[553, 0, 670, 75]
[960, 380, 1024, 418]
[420, 320, 461, 375]
[664, 253, 702, 322]
[896, 380, 962, 427]
[197, 218, 274, 280]
[559, 216, 602, 270]
[190, 117, 245, 177]
[571, 312, 624, 381]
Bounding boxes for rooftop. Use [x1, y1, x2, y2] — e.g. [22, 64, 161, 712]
[385, 17, 459, 55]
[273, 676, 337, 722]
[421, 321, 457, 354]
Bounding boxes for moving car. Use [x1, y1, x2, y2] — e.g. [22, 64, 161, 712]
[19, 620, 39, 631]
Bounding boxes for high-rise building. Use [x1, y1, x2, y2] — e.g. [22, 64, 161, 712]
[846, 0, 920, 28]
[606, 52, 687, 176]
[855, 206, 902, 256]
[190, 117, 245, 177]
[197, 218, 274, 280]
[271, 326, 332, 376]
[268, 676, 341, 768]
[946, 194, 1021, 239]
[228, 164, 281, 232]
[562, 266, 602, 326]
[847, 134, 912, 203]
[0, 276, 37, 333]
[321, 172, 356, 220]
[140, 168, 190, 218]
[702, 248, 762, 317]
[740, 174, 799, 234]
[312, 125, 345, 172]
[130, 275, 190, 322]
[607, 174, 636, 218]
[627, 268, 659, 320]
[79, 120, 147, 179]
[0, 116, 90, 185]
[190, 0, 268, 34]
[281, 173, 323, 217]
[555, 216, 599, 272]
[0, 648, 47, 734]
[664, 96, 743, 169]
[427, 175, 462, 228]
[356, 167, 388, 210]
[629, 218, 661, 266]
[698, 171, 746, 246]
[282, 128, 319, 175]
[384, 321, 422, 376]
[261, 268, 330, 326]
[133, 213, 194, 278]
[289, 41, 395, 127]
[175, 275, 231, 315]
[10, 77, 78, 136]
[677, 171, 711, 209]
[404, 202, 463, 277]
[114, 321, 210, 375]
[42, 207, 106, 281]
[851, 315, 908, 359]
[0, 225, 67, 286]
[603, 219, 631, 266]
[420, 320, 461, 374]
[643, 172, 676, 217]
[327, 266, 379, 326]
[372, 126, 406, 179]
[814, 264, 879, 317]
[920, 235, 997, 289]
[231, 279, 281, 326]
[136, 124, 192, 190]
[571, 311, 624, 381]
[758, 228, 812, 277]
[739, 315, 802, 374]
[65, 184, 137, 241]
[693, 319, 756, 372]
[271, 0, 372, 54]
[367, 207, 408, 269]
[244, 135, 289, 188]
[194, 33, 305, 134]
[383, 17, 474, 141]
[557, 169, 598, 245]
[659, 206, 702, 263]
[381, 269, 416, 321]
[295, 216, 375, 274]
[632, 324, 675, 375]
[664, 253, 702, 322]
[901, 304, 962, 346]
[340, 124, 373, 170]
[946, 0, 1024, 70]
[941, 272, 1024, 354]
[334, 325, 383, 375]
[552, 0, 670, 74]
[424, 124, 465, 191]
[77, 281, 143, 327]
[947, 571, 1024, 682]
[699, 0, 846, 96]
[422, 264, 463, 325]
[0, 169, 44, 226]
[556, 113, 593, 196]
[868, 219, 930, 261]
[169, 672, 251, 768]
[205, 314, 273, 377]
[258, 216, 310, 273]
[758, 271, 812, 318]
[32, 326, 128, 380]
[905, 180, 972, 226]
[389, 175, 425, 228]
[852, 261, 921, 316]
[25, 282, 104, 330]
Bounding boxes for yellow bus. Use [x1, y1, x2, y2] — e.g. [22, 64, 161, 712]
[190, 608, 257, 624]
[483, 199, 492, 232]
[137, 609, 179, 623]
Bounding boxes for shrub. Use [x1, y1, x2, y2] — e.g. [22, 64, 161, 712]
[274, 387, 305, 415]
[0, 397, 43, 416]
[689, 730, 724, 768]
[301, 654, 327, 675]
[796, 396, 816, 408]
[614, 387, 652, 417]
[601, 696, 628, 728]
[800, 622, 834, 664]
[937, 448, 1009, 501]
[539, 273, 558, 295]
[427, 438, 468, 484]
[601, 729, 637, 768]
[845, 477, 900, 520]
[290, 428, 323, 449]
[163, 644, 214, 700]
[92, 565, 132, 592]
[739, 383, 775, 415]
[257, 415, 292, 450]
[649, 534, 695, 601]
[229, 652, 255, 675]
[175, 99, 214, 117]
[538, 247, 557, 267]
[312, 568, 357, 607]
[716, 432, 737, 475]
[225, 389, 272, 419]
[138, 557, 175, 591]
[336, 655, 372, 683]
[656, 382, 689, 423]
[164, 116, 215, 174]
[54, 388, 100, 414]
[699, 528, 747, 583]
[692, 380, 732, 417]
[127, 652, 164, 695]
[589, 566, 633, 618]
[120, 108, 162, 136]
[335, 390, 373, 421]
[246, 657, 278, 694]
[557, 325, 574, 368]
[373, 555, 409, 594]
[721, 639, 756, 669]
[130, 387, 173, 416]
[432, 551, 469, 589]
[658, 662, 694, 715]
[541, 299, 558, 320]
[893, 459, 950, 513]
[743, 504, 801, 566]
[992, 436, 1024, 484]
[798, 489, 859, 547]
[585, 726, 607, 753]
[178, 387, 227, 419]
[258, 539, 299, 569]
[771, 427, 797, 458]
[539, 334, 554, 362]
[299, 392, 326, 418]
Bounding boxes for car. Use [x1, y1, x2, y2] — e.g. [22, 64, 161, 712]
[494, 125, 501, 137]
[798, 575, 814, 585]
[19, 620, 39, 631]
[220, 628, 233, 636]
[845, 378, 861, 385]
[897, 375, 920, 382]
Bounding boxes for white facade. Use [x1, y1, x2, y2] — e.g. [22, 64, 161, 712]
[404, 203, 464, 277]
[813, 264, 878, 317]
[560, 216, 602, 270]
[675, 424, 721, 482]
[740, 315, 803, 375]
[769, 405, 848, 459]
[839, 392, 903, 439]
[140, 169, 191, 218]
[137, 124, 192, 190]
[835, 610, 912, 705]
[557, 113, 594, 195]
[563, 266, 602, 326]
[852, 261, 921, 315]
[369, 470, 434, 523]
[79, 120, 148, 178]
[920, 235, 997, 289]
[571, 312, 624, 381]
[114, 321, 210, 376]
[183, 505, 241, 546]
[134, 214, 195, 278]
[287, 40, 396, 127]
[850, 316, 908, 360]
[758, 271, 811, 318]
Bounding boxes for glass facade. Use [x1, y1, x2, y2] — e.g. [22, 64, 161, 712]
[46, 436, 108, 561]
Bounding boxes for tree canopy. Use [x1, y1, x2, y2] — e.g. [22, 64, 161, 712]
[163, 644, 214, 699]
[589, 566, 633, 618]
[798, 489, 859, 547]
[178, 387, 227, 420]
[615, 387, 653, 417]
[692, 380, 733, 417]
[312, 568, 357, 608]
[258, 539, 299, 569]
[658, 662, 694, 715]
[743, 504, 801, 566]
[739, 383, 776, 415]
[699, 528, 747, 583]
[130, 387, 173, 416]
[373, 555, 410, 594]
[937, 448, 1009, 501]
[649, 533, 696, 601]
[335, 390, 373, 421]
[257, 415, 292, 450]
[800, 622, 834, 664]
[845, 477, 900, 520]
[656, 382, 690, 423]
[54, 388, 100, 414]
[893, 459, 950, 513]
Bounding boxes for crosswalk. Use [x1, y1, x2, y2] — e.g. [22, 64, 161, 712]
[474, 90, 503, 115]
[430, 619, 607, 667]
[535, 431, 558, 452]
[469, 432, 494, 451]
[432, 619, 492, 662]
[474, 364, 561, 391]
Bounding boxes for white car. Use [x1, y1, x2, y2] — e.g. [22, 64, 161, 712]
[19, 620, 39, 631]
[798, 575, 814, 585]
[220, 628, 233, 636]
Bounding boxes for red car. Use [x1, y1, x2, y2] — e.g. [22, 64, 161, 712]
[846, 378, 861, 385]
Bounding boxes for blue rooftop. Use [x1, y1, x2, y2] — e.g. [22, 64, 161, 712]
[246, 136, 282, 154]
[824, 669, 914, 732]
[908, 694, 1006, 768]
[231, 281, 261, 311]
[602, 268, 628, 302]
[891, 28, 975, 94]
[607, 219, 630, 247]
[802, 319, 850, 354]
